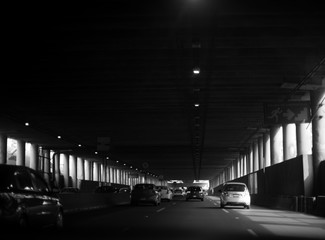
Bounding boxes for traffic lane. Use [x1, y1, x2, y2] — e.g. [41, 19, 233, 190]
[61, 197, 254, 240]
[207, 196, 325, 240]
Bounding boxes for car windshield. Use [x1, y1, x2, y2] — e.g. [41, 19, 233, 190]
[224, 184, 246, 192]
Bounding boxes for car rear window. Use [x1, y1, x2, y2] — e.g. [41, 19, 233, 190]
[188, 187, 201, 191]
[224, 184, 245, 192]
[134, 184, 155, 190]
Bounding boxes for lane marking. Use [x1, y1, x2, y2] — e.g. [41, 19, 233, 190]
[213, 203, 217, 206]
[156, 207, 165, 213]
[247, 229, 258, 237]
[222, 209, 229, 214]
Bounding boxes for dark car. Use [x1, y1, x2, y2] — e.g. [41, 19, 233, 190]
[186, 186, 204, 201]
[131, 183, 161, 206]
[0, 164, 64, 230]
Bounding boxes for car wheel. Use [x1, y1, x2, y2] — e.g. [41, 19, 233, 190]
[245, 205, 250, 209]
[220, 203, 225, 208]
[55, 210, 64, 229]
[18, 215, 28, 229]
[201, 198, 204, 201]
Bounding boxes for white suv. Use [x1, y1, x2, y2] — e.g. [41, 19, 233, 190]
[157, 186, 173, 201]
[219, 182, 251, 209]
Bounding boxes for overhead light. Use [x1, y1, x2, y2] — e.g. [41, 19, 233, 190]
[95, 151, 98, 154]
[194, 103, 200, 107]
[57, 136, 61, 139]
[25, 122, 30, 126]
[193, 68, 200, 75]
[78, 144, 82, 147]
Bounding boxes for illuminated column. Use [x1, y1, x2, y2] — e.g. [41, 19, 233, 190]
[296, 123, 312, 155]
[42, 149, 51, 183]
[93, 162, 99, 181]
[30, 143, 39, 170]
[243, 154, 247, 176]
[258, 136, 264, 170]
[54, 152, 60, 186]
[263, 131, 271, 167]
[311, 88, 325, 195]
[270, 125, 283, 165]
[0, 134, 7, 164]
[77, 157, 85, 181]
[84, 160, 90, 180]
[17, 139, 26, 166]
[247, 144, 253, 174]
[253, 140, 259, 171]
[283, 123, 297, 161]
[62, 153, 69, 187]
[70, 155, 77, 188]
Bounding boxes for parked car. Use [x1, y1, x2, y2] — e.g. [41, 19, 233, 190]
[59, 187, 80, 194]
[131, 183, 161, 206]
[0, 164, 64, 230]
[157, 186, 173, 201]
[219, 182, 251, 209]
[186, 186, 204, 201]
[94, 185, 119, 193]
[173, 188, 185, 199]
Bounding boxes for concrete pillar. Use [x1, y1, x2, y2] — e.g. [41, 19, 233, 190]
[85, 160, 90, 181]
[258, 136, 264, 170]
[62, 153, 69, 187]
[16, 139, 26, 166]
[283, 123, 297, 161]
[263, 132, 271, 167]
[30, 143, 39, 170]
[253, 140, 259, 171]
[270, 125, 283, 165]
[93, 162, 99, 181]
[296, 123, 312, 155]
[0, 134, 7, 164]
[43, 149, 51, 174]
[243, 154, 247, 176]
[70, 155, 77, 188]
[54, 153, 61, 186]
[77, 157, 85, 181]
[248, 144, 253, 174]
[311, 88, 325, 195]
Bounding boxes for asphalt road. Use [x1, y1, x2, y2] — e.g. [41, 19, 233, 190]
[10, 196, 325, 240]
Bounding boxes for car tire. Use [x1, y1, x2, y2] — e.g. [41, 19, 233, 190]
[220, 203, 225, 208]
[18, 215, 28, 229]
[55, 210, 64, 229]
[245, 205, 250, 209]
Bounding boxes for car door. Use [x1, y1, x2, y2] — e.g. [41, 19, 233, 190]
[29, 170, 59, 227]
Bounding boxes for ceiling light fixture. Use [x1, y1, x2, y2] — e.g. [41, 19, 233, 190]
[193, 68, 200, 75]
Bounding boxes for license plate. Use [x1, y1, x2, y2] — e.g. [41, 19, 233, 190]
[233, 194, 239, 198]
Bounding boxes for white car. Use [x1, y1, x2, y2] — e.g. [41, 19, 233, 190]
[219, 182, 251, 209]
[172, 188, 185, 198]
[157, 186, 173, 201]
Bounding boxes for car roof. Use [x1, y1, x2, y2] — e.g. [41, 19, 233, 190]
[225, 182, 247, 186]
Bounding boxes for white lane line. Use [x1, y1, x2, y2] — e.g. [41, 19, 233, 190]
[247, 229, 258, 237]
[222, 209, 229, 214]
[213, 203, 217, 206]
[156, 207, 165, 213]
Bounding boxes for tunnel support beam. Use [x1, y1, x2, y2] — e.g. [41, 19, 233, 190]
[311, 87, 325, 195]
[283, 123, 297, 161]
[16, 139, 26, 166]
[270, 125, 283, 165]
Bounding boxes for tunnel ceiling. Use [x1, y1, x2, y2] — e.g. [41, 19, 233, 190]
[2, 0, 325, 182]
